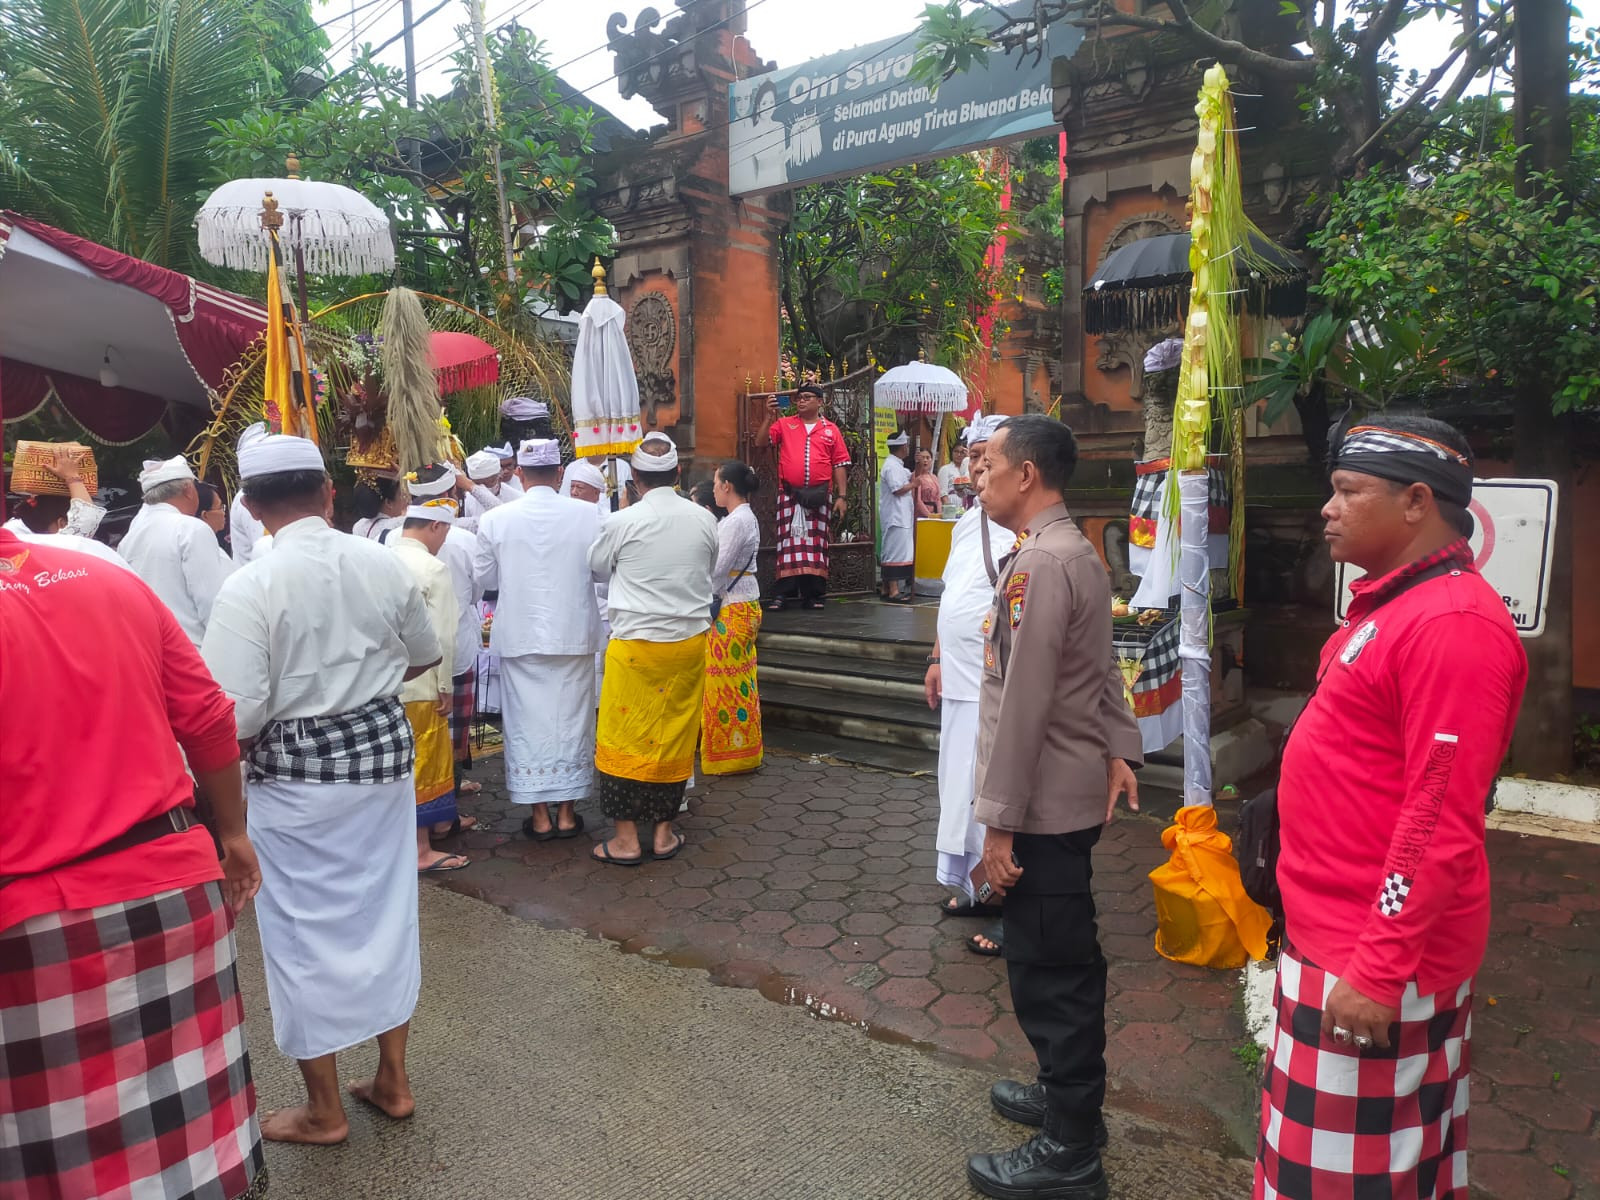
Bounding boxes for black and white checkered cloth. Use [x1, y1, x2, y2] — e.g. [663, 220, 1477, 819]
[247, 695, 415, 784]
[1129, 458, 1232, 531]
[1378, 871, 1414, 917]
[1340, 427, 1470, 466]
[1113, 612, 1181, 693]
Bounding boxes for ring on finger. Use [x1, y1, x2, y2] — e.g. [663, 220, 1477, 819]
[1331, 1025, 1354, 1045]
[1354, 1035, 1374, 1050]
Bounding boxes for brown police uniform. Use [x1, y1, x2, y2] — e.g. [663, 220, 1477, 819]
[973, 502, 1143, 1133]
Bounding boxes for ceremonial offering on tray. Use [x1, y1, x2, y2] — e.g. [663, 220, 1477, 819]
[10, 441, 97, 496]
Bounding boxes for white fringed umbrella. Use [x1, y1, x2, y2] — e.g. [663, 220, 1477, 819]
[872, 360, 969, 414]
[571, 260, 641, 506]
[195, 165, 394, 278]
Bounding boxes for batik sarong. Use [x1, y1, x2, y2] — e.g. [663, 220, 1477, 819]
[405, 698, 456, 827]
[1254, 944, 1472, 1199]
[702, 600, 763, 775]
[0, 883, 268, 1200]
[596, 634, 706, 821]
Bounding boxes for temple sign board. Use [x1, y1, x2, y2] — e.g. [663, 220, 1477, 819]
[1334, 478, 1559, 638]
[728, 8, 1081, 197]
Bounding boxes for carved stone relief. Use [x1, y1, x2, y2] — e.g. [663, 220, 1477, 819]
[626, 292, 677, 425]
[1099, 209, 1184, 265]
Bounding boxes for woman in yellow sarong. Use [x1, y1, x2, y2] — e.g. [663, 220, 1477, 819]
[702, 462, 763, 774]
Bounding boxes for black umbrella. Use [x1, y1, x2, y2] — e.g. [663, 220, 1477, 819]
[1082, 230, 1306, 336]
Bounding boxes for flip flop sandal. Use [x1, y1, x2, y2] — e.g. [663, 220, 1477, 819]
[553, 813, 587, 840]
[420, 854, 470, 874]
[803, 601, 825, 610]
[763, 600, 787, 612]
[521, 816, 558, 843]
[652, 833, 686, 862]
[429, 815, 480, 841]
[967, 933, 1003, 957]
[939, 896, 1003, 919]
[592, 840, 644, 867]
[458, 780, 483, 796]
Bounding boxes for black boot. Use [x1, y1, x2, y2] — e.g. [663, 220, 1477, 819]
[989, 1082, 1108, 1148]
[966, 1110, 1107, 1200]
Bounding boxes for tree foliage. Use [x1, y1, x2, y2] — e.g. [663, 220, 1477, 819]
[0, 0, 290, 270]
[210, 26, 615, 316]
[780, 154, 1008, 374]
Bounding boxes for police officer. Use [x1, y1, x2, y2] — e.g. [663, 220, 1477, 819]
[964, 415, 1143, 1200]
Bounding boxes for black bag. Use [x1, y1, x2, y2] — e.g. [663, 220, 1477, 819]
[710, 552, 757, 623]
[791, 483, 829, 510]
[1233, 558, 1461, 959]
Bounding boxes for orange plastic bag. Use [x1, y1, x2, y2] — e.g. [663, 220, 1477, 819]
[1148, 804, 1273, 969]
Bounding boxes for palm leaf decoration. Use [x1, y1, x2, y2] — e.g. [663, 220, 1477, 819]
[0, 0, 267, 271]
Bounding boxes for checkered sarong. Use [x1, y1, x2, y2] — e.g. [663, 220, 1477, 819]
[0, 883, 267, 1200]
[1115, 614, 1181, 718]
[1254, 945, 1472, 1199]
[246, 694, 414, 784]
[450, 666, 476, 767]
[1129, 455, 1231, 549]
[774, 485, 829, 579]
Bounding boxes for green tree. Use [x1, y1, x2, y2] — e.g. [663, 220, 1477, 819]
[780, 154, 1007, 375]
[0, 0, 294, 270]
[210, 26, 615, 318]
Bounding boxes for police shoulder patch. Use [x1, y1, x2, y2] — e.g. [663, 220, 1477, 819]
[1005, 571, 1029, 628]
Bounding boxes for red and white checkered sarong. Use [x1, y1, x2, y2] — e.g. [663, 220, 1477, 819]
[774, 485, 829, 580]
[1254, 945, 1472, 1200]
[0, 883, 267, 1200]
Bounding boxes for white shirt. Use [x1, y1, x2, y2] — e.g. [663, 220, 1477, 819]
[391, 534, 458, 701]
[713, 504, 761, 604]
[500, 473, 524, 496]
[117, 501, 236, 648]
[439, 525, 484, 673]
[229, 493, 266, 565]
[2, 519, 131, 571]
[937, 463, 960, 496]
[475, 485, 603, 657]
[201, 516, 439, 739]
[352, 514, 403, 542]
[936, 507, 1013, 702]
[460, 482, 506, 532]
[589, 486, 718, 643]
[878, 455, 914, 531]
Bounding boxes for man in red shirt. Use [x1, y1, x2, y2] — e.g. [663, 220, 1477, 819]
[0, 532, 265, 1200]
[758, 383, 851, 610]
[1255, 415, 1527, 1200]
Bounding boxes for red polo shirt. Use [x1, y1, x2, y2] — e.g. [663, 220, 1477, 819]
[769, 415, 851, 489]
[1278, 540, 1527, 1007]
[0, 532, 236, 932]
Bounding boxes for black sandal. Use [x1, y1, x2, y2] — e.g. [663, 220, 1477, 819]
[939, 896, 1003, 919]
[652, 832, 685, 861]
[553, 813, 586, 840]
[967, 932, 1003, 957]
[429, 815, 479, 841]
[592, 840, 644, 867]
[521, 816, 557, 843]
[764, 599, 787, 612]
[803, 600, 825, 610]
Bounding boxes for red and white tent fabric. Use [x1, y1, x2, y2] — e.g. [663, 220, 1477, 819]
[0, 212, 266, 444]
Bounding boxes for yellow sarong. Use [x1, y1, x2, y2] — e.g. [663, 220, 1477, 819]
[404, 699, 455, 819]
[595, 634, 707, 784]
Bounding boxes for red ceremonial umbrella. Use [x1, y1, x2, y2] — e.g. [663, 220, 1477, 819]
[429, 330, 500, 395]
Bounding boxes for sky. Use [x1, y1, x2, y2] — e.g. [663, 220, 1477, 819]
[319, 0, 1599, 134]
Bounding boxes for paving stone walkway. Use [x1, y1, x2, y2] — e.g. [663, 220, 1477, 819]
[437, 746, 1599, 1198]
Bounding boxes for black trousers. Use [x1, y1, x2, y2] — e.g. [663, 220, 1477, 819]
[775, 575, 826, 601]
[1002, 826, 1107, 1121]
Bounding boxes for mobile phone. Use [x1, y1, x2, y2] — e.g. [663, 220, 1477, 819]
[969, 852, 1019, 903]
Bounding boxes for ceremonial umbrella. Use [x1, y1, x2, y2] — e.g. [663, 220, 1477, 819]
[570, 259, 642, 461]
[429, 330, 500, 396]
[1083, 229, 1305, 336]
[195, 158, 394, 441]
[873, 359, 969, 466]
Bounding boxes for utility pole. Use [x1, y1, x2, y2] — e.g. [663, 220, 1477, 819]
[400, 0, 423, 282]
[1509, 0, 1574, 774]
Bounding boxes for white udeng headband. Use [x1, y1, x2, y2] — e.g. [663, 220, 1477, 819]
[403, 500, 456, 524]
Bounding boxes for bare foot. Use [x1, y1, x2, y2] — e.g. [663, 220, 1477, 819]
[260, 1105, 349, 1145]
[347, 1077, 416, 1121]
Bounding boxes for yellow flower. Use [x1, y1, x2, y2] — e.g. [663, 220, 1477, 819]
[1426, 285, 1438, 294]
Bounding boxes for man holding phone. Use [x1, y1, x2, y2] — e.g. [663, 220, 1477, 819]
[964, 415, 1143, 1200]
[757, 383, 850, 611]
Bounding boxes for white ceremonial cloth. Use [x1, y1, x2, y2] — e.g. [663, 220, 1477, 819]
[588, 486, 717, 643]
[229, 493, 266, 565]
[937, 462, 959, 496]
[880, 524, 914, 566]
[878, 455, 913, 531]
[390, 536, 457, 700]
[460, 482, 507, 533]
[2, 520, 131, 570]
[500, 474, 524, 496]
[935, 697, 985, 897]
[935, 508, 1013, 702]
[117, 501, 236, 648]
[439, 525, 484, 675]
[500, 653, 596, 804]
[249, 774, 420, 1059]
[200, 516, 440, 739]
[474, 485, 603, 657]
